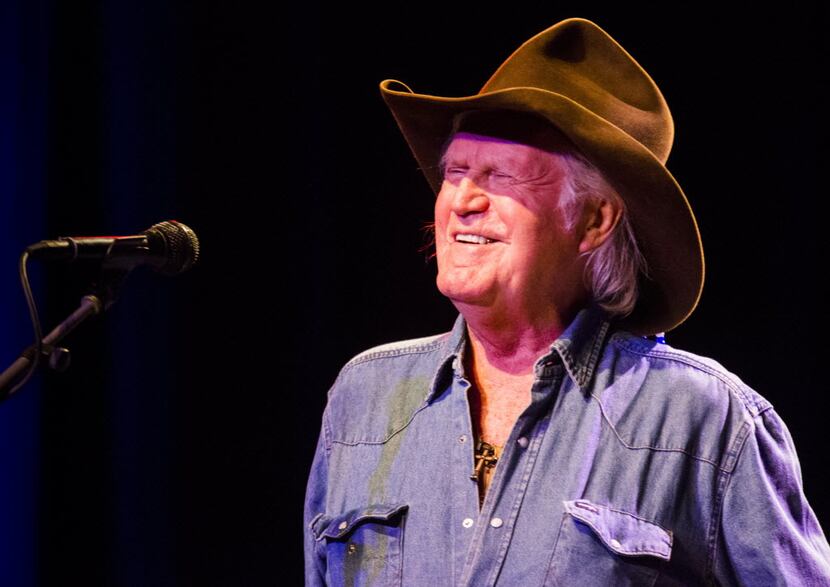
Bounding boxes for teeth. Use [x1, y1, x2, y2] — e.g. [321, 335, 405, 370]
[456, 234, 493, 244]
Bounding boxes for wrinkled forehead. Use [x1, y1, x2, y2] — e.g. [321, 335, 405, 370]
[448, 110, 577, 155]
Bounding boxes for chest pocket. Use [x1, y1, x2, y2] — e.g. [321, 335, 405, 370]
[544, 499, 673, 587]
[312, 503, 408, 587]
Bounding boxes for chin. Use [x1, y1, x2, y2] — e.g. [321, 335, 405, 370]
[437, 278, 493, 307]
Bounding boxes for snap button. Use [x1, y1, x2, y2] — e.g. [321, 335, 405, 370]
[609, 538, 622, 549]
[462, 518, 474, 529]
[490, 517, 503, 528]
[338, 521, 348, 531]
[516, 437, 529, 448]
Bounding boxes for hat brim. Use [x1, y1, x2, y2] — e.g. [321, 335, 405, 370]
[380, 79, 704, 336]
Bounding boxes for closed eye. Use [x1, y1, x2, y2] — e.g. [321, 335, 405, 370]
[488, 169, 518, 187]
[443, 166, 468, 181]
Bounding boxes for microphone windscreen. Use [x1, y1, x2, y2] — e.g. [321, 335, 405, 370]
[146, 221, 200, 275]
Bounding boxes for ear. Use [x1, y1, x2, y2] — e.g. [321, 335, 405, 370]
[578, 199, 622, 254]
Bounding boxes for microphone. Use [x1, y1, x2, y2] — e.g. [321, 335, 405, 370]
[25, 220, 200, 275]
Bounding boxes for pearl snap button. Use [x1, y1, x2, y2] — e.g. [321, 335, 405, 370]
[517, 437, 529, 448]
[462, 518, 474, 528]
[609, 538, 622, 549]
[490, 517, 503, 528]
[338, 521, 348, 531]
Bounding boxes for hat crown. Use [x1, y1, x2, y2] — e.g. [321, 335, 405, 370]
[482, 19, 674, 163]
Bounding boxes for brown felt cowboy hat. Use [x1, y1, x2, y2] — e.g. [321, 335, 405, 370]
[379, 17, 704, 336]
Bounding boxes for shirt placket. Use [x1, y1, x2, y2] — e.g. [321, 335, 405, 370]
[450, 366, 485, 587]
[460, 360, 565, 586]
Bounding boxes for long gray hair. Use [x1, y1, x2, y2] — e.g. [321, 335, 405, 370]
[557, 149, 647, 318]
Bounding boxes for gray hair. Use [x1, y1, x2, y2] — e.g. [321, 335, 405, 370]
[557, 150, 647, 318]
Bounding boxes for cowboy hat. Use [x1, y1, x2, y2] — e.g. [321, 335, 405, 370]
[379, 17, 704, 336]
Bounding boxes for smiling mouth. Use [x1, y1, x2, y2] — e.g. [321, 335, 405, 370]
[455, 234, 496, 245]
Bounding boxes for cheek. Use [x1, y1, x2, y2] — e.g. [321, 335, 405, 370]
[516, 217, 576, 265]
[434, 186, 453, 231]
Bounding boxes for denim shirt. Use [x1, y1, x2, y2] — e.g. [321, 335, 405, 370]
[304, 305, 830, 585]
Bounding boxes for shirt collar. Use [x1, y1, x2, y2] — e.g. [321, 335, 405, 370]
[549, 303, 611, 390]
[426, 314, 469, 403]
[427, 303, 611, 402]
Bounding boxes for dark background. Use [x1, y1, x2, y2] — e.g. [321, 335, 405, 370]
[1, 3, 827, 585]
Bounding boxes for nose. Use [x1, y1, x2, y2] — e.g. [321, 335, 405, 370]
[451, 177, 490, 216]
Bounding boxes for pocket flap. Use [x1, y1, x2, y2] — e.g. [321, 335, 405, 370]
[563, 499, 672, 560]
[312, 503, 409, 541]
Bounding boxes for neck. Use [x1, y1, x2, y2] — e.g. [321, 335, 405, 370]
[461, 305, 579, 453]
[459, 302, 577, 377]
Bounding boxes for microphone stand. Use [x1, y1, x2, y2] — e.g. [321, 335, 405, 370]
[0, 269, 127, 404]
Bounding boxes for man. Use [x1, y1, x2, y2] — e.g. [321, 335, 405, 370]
[304, 18, 830, 585]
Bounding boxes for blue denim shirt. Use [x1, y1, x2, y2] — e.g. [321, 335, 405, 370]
[304, 305, 830, 585]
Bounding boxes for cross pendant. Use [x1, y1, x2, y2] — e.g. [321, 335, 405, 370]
[471, 438, 499, 481]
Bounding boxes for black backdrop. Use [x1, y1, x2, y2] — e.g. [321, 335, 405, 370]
[1, 2, 828, 585]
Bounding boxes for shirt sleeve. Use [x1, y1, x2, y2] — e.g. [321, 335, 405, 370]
[304, 412, 329, 587]
[713, 407, 830, 584]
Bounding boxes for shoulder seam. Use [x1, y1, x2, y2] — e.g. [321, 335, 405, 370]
[705, 420, 753, 580]
[341, 334, 450, 372]
[610, 334, 770, 417]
